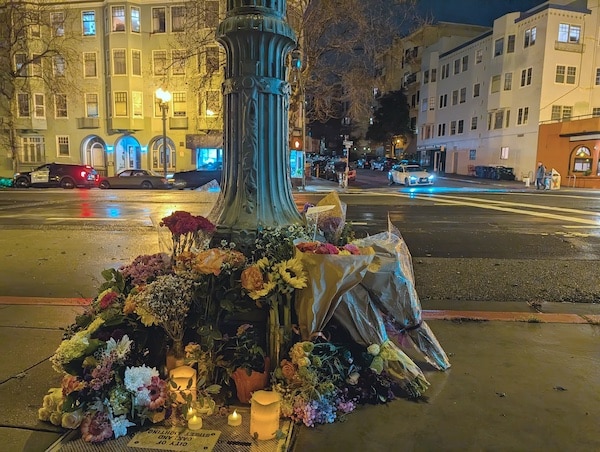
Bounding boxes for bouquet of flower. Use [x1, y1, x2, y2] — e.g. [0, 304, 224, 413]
[42, 329, 170, 442]
[160, 211, 216, 256]
[272, 341, 358, 427]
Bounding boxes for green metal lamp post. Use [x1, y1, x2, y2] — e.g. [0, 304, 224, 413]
[213, 0, 303, 251]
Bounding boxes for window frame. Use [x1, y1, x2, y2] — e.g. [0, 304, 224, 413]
[85, 93, 99, 118]
[112, 5, 126, 32]
[152, 7, 166, 33]
[54, 93, 68, 118]
[131, 6, 140, 33]
[112, 49, 127, 75]
[57, 135, 70, 157]
[82, 11, 96, 36]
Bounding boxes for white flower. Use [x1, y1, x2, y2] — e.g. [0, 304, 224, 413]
[367, 344, 380, 356]
[61, 410, 84, 429]
[124, 365, 158, 392]
[110, 414, 136, 439]
[104, 335, 133, 361]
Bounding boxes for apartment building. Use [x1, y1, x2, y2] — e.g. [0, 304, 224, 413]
[0, 0, 230, 179]
[414, 0, 600, 181]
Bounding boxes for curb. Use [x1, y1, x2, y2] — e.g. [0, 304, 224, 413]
[1, 297, 597, 324]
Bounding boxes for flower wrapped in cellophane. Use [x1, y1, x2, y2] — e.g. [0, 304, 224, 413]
[294, 241, 375, 341]
[158, 211, 216, 257]
[352, 222, 451, 371]
[334, 284, 429, 397]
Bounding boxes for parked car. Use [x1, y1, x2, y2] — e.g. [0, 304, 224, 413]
[98, 169, 170, 189]
[13, 163, 98, 189]
[371, 158, 398, 171]
[356, 157, 374, 169]
[171, 169, 222, 189]
[388, 164, 434, 186]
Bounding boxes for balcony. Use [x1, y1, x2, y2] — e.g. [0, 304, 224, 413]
[169, 117, 188, 129]
[14, 117, 46, 131]
[77, 117, 100, 129]
[108, 117, 144, 132]
[554, 41, 584, 53]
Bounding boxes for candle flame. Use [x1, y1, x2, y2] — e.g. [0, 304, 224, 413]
[233, 410, 238, 417]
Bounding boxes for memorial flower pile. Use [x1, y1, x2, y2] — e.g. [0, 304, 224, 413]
[39, 198, 450, 442]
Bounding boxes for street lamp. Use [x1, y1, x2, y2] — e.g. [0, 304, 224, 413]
[155, 88, 171, 177]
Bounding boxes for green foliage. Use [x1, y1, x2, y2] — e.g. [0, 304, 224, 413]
[366, 90, 412, 144]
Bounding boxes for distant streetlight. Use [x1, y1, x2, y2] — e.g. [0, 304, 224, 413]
[155, 88, 171, 177]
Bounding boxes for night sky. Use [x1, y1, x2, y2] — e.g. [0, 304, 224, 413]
[418, 0, 547, 26]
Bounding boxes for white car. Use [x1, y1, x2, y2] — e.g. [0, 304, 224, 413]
[388, 164, 434, 186]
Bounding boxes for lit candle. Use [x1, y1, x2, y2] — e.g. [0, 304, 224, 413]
[186, 406, 197, 420]
[187, 415, 202, 430]
[169, 365, 197, 404]
[250, 390, 280, 440]
[228, 409, 242, 426]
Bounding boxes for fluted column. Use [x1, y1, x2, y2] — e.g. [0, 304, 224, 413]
[213, 0, 303, 252]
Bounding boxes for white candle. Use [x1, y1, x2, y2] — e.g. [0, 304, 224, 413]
[250, 390, 280, 440]
[187, 415, 202, 430]
[228, 409, 242, 426]
[169, 365, 197, 404]
[186, 406, 197, 420]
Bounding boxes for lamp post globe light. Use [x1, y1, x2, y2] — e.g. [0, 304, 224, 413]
[155, 88, 171, 177]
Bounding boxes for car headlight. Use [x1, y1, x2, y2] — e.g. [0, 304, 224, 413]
[428, 175, 434, 180]
[410, 176, 417, 181]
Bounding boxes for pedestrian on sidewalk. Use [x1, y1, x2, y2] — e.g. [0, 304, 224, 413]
[535, 161, 546, 190]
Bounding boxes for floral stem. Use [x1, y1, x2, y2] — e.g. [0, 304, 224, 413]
[268, 305, 280, 369]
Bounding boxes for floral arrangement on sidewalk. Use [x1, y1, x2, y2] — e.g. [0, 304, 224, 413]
[39, 192, 450, 442]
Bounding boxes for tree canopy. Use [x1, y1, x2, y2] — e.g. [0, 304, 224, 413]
[366, 90, 411, 144]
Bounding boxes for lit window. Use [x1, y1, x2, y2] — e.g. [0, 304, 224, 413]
[51, 12, 64, 37]
[131, 7, 140, 33]
[114, 92, 128, 116]
[173, 92, 187, 117]
[205, 90, 220, 116]
[132, 91, 143, 117]
[112, 6, 125, 32]
[558, 23, 581, 43]
[82, 11, 96, 36]
[85, 93, 99, 117]
[573, 146, 591, 172]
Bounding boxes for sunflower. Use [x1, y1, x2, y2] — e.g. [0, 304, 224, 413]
[276, 258, 307, 290]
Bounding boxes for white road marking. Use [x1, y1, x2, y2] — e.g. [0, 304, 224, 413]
[400, 194, 600, 227]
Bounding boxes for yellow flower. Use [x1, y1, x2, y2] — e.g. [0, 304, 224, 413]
[248, 280, 276, 300]
[276, 258, 307, 290]
[241, 265, 265, 292]
[135, 304, 159, 326]
[193, 249, 227, 275]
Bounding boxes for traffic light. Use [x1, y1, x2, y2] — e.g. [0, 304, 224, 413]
[291, 137, 303, 150]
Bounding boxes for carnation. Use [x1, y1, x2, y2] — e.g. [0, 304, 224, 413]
[124, 365, 159, 393]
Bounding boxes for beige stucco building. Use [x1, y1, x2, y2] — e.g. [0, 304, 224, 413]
[0, 0, 307, 180]
[384, 0, 600, 182]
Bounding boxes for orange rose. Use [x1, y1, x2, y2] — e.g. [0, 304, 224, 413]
[280, 359, 297, 382]
[241, 266, 265, 292]
[194, 249, 226, 275]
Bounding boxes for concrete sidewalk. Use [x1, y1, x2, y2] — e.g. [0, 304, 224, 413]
[1, 297, 598, 451]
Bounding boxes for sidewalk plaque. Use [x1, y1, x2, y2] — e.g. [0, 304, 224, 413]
[128, 427, 221, 451]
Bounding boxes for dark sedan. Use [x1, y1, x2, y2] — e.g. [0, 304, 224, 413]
[98, 169, 170, 189]
[171, 169, 222, 189]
